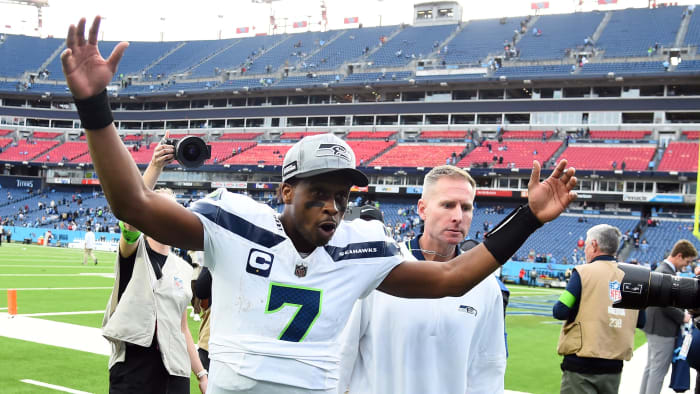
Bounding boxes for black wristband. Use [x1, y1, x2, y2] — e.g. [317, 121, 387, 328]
[74, 89, 113, 130]
[483, 204, 543, 265]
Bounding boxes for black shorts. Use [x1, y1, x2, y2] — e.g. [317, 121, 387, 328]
[198, 348, 210, 371]
[109, 342, 189, 394]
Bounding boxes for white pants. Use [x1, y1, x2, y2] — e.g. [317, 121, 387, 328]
[207, 360, 335, 394]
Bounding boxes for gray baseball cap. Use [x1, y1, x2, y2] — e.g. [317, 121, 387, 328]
[282, 134, 369, 186]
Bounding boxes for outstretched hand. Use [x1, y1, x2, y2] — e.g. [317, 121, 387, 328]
[61, 16, 128, 99]
[151, 131, 175, 168]
[528, 160, 577, 223]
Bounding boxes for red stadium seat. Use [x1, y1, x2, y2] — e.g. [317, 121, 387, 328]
[682, 131, 700, 140]
[558, 145, 655, 171]
[501, 130, 554, 139]
[0, 140, 59, 161]
[0, 138, 12, 149]
[370, 144, 465, 167]
[346, 131, 396, 139]
[0, 129, 12, 136]
[219, 132, 263, 140]
[280, 132, 325, 140]
[33, 131, 62, 139]
[418, 131, 468, 139]
[588, 130, 651, 140]
[460, 141, 562, 168]
[223, 144, 292, 165]
[206, 142, 257, 164]
[37, 141, 89, 163]
[658, 142, 698, 172]
[347, 140, 396, 165]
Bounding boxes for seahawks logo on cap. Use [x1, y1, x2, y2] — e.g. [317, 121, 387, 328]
[317, 143, 350, 162]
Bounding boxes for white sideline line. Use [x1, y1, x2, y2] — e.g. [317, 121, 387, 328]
[0, 307, 6, 310]
[0, 265, 112, 269]
[0, 287, 111, 291]
[20, 379, 92, 394]
[19, 310, 104, 317]
[0, 274, 110, 277]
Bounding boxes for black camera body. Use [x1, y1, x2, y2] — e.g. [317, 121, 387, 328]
[162, 136, 211, 168]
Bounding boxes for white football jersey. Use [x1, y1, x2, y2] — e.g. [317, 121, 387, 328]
[189, 190, 402, 390]
[340, 235, 506, 394]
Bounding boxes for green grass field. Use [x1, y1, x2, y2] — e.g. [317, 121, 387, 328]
[0, 243, 647, 393]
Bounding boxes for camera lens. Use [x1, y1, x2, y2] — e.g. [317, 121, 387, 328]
[173, 136, 211, 168]
[183, 143, 199, 161]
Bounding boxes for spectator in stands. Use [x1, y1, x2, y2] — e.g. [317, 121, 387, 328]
[340, 165, 507, 393]
[640, 240, 697, 394]
[554, 224, 644, 394]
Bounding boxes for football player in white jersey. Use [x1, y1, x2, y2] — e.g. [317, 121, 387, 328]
[340, 165, 506, 394]
[61, 16, 578, 394]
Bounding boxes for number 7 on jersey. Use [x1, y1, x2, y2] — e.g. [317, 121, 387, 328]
[265, 282, 323, 342]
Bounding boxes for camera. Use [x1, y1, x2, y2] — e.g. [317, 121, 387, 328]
[613, 263, 700, 309]
[161, 136, 212, 168]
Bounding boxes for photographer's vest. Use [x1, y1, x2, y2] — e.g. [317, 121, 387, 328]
[102, 236, 193, 377]
[557, 259, 639, 361]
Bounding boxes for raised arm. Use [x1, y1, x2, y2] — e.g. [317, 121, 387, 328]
[379, 160, 577, 298]
[119, 138, 176, 257]
[62, 17, 202, 250]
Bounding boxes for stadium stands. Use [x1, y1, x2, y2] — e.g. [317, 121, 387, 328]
[494, 65, 573, 77]
[441, 18, 521, 65]
[0, 129, 13, 136]
[0, 138, 12, 149]
[682, 131, 700, 140]
[627, 221, 700, 265]
[516, 12, 605, 60]
[346, 131, 396, 139]
[37, 141, 89, 163]
[279, 132, 325, 140]
[0, 140, 59, 162]
[0, 35, 63, 78]
[418, 130, 469, 139]
[33, 131, 62, 139]
[245, 30, 338, 74]
[367, 24, 457, 67]
[167, 133, 204, 139]
[123, 135, 144, 142]
[147, 39, 238, 77]
[206, 141, 257, 165]
[274, 74, 339, 88]
[188, 35, 284, 77]
[597, 6, 683, 58]
[223, 144, 292, 165]
[219, 132, 263, 140]
[459, 141, 562, 168]
[501, 130, 553, 139]
[557, 145, 656, 170]
[369, 144, 465, 167]
[305, 26, 399, 71]
[347, 140, 396, 165]
[657, 142, 698, 172]
[578, 61, 667, 75]
[339, 71, 413, 84]
[588, 130, 652, 140]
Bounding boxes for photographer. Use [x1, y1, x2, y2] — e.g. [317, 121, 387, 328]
[553, 224, 645, 394]
[101, 139, 207, 394]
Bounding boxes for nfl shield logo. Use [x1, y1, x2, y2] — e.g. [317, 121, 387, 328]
[609, 280, 622, 303]
[295, 264, 307, 278]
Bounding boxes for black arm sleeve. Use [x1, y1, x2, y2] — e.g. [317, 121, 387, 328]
[194, 267, 212, 300]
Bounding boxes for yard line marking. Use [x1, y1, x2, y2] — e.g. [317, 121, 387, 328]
[19, 310, 104, 317]
[0, 287, 111, 291]
[20, 379, 92, 394]
[0, 307, 6, 310]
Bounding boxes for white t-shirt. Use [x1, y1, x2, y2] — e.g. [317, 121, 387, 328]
[84, 231, 96, 249]
[339, 235, 507, 394]
[189, 189, 403, 391]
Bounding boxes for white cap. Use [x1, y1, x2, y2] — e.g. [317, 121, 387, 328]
[282, 134, 368, 186]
